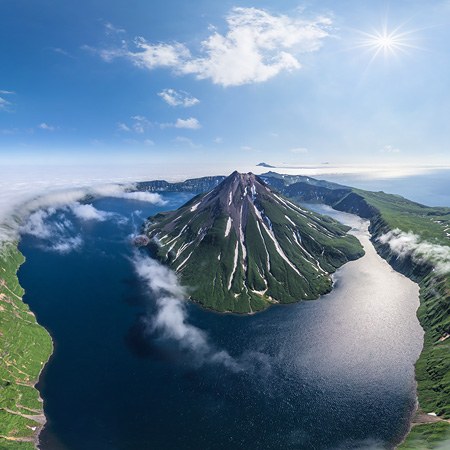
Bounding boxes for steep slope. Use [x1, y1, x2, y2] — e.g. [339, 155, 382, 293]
[145, 172, 363, 313]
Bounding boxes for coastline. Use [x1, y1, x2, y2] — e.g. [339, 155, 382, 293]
[0, 242, 53, 449]
[327, 197, 450, 448]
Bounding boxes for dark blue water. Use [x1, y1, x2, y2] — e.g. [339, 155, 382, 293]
[18, 194, 423, 450]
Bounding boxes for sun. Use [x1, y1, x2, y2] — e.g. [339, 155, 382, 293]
[354, 23, 421, 60]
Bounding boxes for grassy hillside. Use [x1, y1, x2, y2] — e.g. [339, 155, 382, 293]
[0, 243, 53, 449]
[398, 422, 450, 449]
[353, 190, 450, 245]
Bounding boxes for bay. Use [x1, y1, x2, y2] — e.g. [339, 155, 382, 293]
[18, 194, 423, 450]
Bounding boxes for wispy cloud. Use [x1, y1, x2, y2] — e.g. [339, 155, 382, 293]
[38, 122, 56, 131]
[131, 115, 153, 133]
[161, 117, 201, 130]
[117, 122, 131, 132]
[20, 201, 125, 253]
[380, 145, 400, 153]
[173, 136, 200, 148]
[174, 117, 201, 129]
[378, 228, 450, 274]
[50, 47, 73, 58]
[21, 208, 83, 254]
[0, 90, 14, 111]
[158, 88, 199, 107]
[104, 21, 126, 35]
[70, 203, 115, 222]
[93, 7, 331, 87]
[241, 145, 259, 152]
[132, 253, 270, 372]
[117, 116, 153, 134]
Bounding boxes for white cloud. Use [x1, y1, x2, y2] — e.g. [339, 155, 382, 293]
[127, 38, 190, 69]
[50, 47, 73, 57]
[50, 236, 83, 254]
[173, 136, 199, 148]
[131, 115, 152, 133]
[96, 7, 331, 87]
[69, 203, 114, 222]
[380, 145, 400, 153]
[20, 208, 83, 254]
[120, 191, 165, 202]
[21, 209, 56, 239]
[104, 22, 126, 35]
[38, 123, 56, 131]
[214, 137, 223, 144]
[117, 122, 131, 132]
[378, 229, 450, 274]
[174, 117, 201, 129]
[118, 116, 153, 134]
[0, 181, 165, 243]
[0, 97, 11, 111]
[133, 253, 271, 372]
[290, 147, 308, 154]
[0, 90, 14, 111]
[161, 117, 201, 130]
[143, 139, 155, 146]
[158, 88, 199, 107]
[133, 254, 245, 370]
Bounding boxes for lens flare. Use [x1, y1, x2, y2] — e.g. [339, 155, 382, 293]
[353, 23, 422, 60]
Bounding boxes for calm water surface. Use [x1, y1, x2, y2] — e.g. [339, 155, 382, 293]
[18, 195, 423, 450]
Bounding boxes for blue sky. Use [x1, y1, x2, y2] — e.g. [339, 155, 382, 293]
[1, 0, 450, 173]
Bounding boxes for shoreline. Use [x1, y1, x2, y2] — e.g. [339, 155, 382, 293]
[0, 242, 53, 449]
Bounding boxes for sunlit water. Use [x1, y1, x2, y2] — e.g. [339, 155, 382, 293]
[18, 196, 423, 450]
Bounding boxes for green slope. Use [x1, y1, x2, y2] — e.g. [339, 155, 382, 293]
[0, 243, 53, 449]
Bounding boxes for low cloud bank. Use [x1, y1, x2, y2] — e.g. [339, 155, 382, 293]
[132, 253, 271, 372]
[378, 229, 450, 274]
[20, 208, 84, 254]
[20, 200, 127, 253]
[0, 182, 165, 243]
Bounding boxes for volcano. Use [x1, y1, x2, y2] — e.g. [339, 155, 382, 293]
[145, 171, 363, 313]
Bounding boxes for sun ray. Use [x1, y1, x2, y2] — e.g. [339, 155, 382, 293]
[350, 21, 427, 60]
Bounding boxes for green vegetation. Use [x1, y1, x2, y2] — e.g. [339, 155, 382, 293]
[353, 189, 450, 245]
[398, 422, 450, 449]
[0, 243, 53, 449]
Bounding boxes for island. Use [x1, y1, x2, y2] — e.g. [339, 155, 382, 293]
[144, 172, 364, 313]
